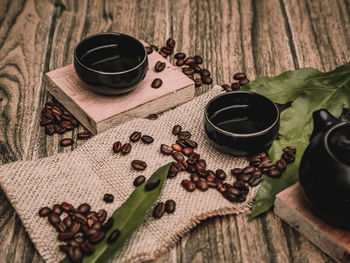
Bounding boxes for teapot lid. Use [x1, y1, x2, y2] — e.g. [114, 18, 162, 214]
[327, 124, 350, 166]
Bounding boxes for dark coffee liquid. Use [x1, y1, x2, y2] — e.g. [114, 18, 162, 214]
[80, 44, 140, 72]
[210, 105, 267, 134]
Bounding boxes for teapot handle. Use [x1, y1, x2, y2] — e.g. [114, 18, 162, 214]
[310, 109, 340, 141]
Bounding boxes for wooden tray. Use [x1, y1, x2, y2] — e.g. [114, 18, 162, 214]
[45, 46, 195, 134]
[274, 183, 350, 263]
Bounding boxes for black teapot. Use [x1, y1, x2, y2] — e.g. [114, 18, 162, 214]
[299, 109, 350, 230]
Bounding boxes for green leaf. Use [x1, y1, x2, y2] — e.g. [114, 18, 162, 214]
[242, 63, 350, 220]
[60, 162, 172, 263]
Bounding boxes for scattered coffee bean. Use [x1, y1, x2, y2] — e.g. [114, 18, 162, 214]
[159, 51, 167, 58]
[78, 203, 91, 215]
[185, 57, 195, 65]
[233, 72, 247, 80]
[267, 169, 281, 177]
[146, 114, 158, 120]
[113, 141, 122, 153]
[77, 131, 92, 140]
[133, 175, 146, 187]
[131, 160, 147, 171]
[172, 152, 185, 162]
[239, 78, 249, 85]
[184, 139, 198, 149]
[202, 76, 213, 84]
[194, 78, 202, 87]
[172, 125, 182, 135]
[249, 174, 263, 186]
[160, 144, 173, 155]
[222, 191, 237, 202]
[194, 55, 203, 64]
[101, 218, 114, 232]
[150, 44, 159, 51]
[39, 207, 51, 217]
[57, 231, 74, 241]
[155, 61, 166, 72]
[153, 202, 166, 218]
[146, 46, 153, 54]
[178, 131, 191, 140]
[61, 202, 74, 212]
[45, 124, 55, 135]
[89, 231, 105, 244]
[176, 59, 185, 66]
[145, 179, 160, 191]
[172, 144, 182, 152]
[52, 204, 62, 216]
[120, 143, 132, 155]
[166, 38, 175, 48]
[48, 213, 61, 225]
[60, 121, 74, 131]
[103, 194, 114, 203]
[215, 169, 227, 180]
[107, 229, 121, 243]
[231, 82, 240, 90]
[97, 209, 107, 223]
[181, 179, 196, 192]
[182, 147, 193, 156]
[60, 138, 74, 147]
[151, 78, 163, 89]
[221, 84, 231, 91]
[174, 52, 186, 59]
[182, 67, 195, 75]
[165, 199, 176, 213]
[196, 179, 208, 191]
[161, 46, 172, 55]
[130, 131, 142, 142]
[190, 173, 200, 183]
[200, 69, 210, 77]
[141, 135, 154, 144]
[243, 166, 255, 174]
[69, 245, 82, 263]
[59, 244, 70, 253]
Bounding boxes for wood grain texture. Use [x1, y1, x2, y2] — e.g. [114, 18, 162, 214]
[0, 0, 349, 262]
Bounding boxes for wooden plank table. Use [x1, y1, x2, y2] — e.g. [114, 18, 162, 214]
[0, 0, 349, 262]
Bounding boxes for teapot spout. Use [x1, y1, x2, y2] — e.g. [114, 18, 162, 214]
[310, 109, 340, 141]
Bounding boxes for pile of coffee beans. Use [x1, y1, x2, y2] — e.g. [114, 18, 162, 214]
[145, 37, 213, 90]
[40, 99, 92, 147]
[221, 72, 250, 92]
[38, 202, 118, 262]
[152, 199, 176, 219]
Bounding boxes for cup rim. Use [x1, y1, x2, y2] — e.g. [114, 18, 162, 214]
[74, 32, 147, 75]
[204, 91, 280, 137]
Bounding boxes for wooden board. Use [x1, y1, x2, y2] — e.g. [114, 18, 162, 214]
[46, 49, 195, 134]
[274, 183, 350, 263]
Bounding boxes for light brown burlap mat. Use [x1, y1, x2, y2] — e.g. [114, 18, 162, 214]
[0, 86, 258, 263]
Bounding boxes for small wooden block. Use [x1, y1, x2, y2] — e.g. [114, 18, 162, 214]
[274, 183, 350, 263]
[45, 45, 195, 134]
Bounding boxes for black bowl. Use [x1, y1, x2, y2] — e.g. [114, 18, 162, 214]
[74, 32, 148, 95]
[204, 91, 280, 156]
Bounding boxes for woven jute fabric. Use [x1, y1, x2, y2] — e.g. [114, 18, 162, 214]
[0, 86, 259, 263]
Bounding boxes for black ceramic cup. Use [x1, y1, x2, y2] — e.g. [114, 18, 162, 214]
[74, 32, 148, 95]
[204, 91, 280, 156]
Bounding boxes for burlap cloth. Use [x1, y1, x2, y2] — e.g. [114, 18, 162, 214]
[0, 85, 258, 263]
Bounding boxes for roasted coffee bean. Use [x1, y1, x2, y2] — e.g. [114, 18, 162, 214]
[197, 159, 206, 169]
[176, 160, 185, 171]
[60, 138, 74, 147]
[227, 186, 241, 196]
[231, 82, 240, 90]
[77, 131, 92, 140]
[85, 228, 98, 237]
[178, 131, 191, 140]
[174, 52, 186, 59]
[194, 78, 202, 87]
[74, 212, 87, 225]
[181, 179, 196, 192]
[166, 37, 175, 48]
[155, 61, 166, 72]
[153, 202, 166, 218]
[59, 244, 70, 253]
[52, 112, 62, 122]
[107, 229, 121, 244]
[249, 174, 263, 186]
[176, 59, 185, 66]
[92, 220, 103, 230]
[189, 152, 200, 162]
[165, 199, 176, 213]
[185, 57, 195, 65]
[52, 204, 62, 216]
[101, 217, 114, 232]
[87, 211, 98, 219]
[184, 139, 198, 149]
[202, 76, 213, 84]
[238, 173, 251, 182]
[70, 118, 79, 127]
[89, 231, 105, 244]
[172, 144, 182, 152]
[252, 170, 262, 177]
[146, 46, 153, 54]
[130, 131, 142, 142]
[195, 160, 205, 170]
[180, 160, 189, 170]
[276, 158, 287, 171]
[176, 139, 187, 149]
[141, 135, 154, 144]
[205, 173, 216, 182]
[48, 213, 60, 226]
[60, 121, 74, 131]
[217, 185, 227, 193]
[196, 179, 209, 191]
[80, 243, 94, 255]
[77, 203, 91, 215]
[172, 124, 182, 135]
[57, 231, 74, 241]
[39, 207, 51, 217]
[161, 46, 172, 55]
[182, 67, 195, 75]
[172, 152, 185, 162]
[87, 218, 95, 228]
[200, 69, 210, 77]
[145, 179, 160, 191]
[54, 124, 65, 134]
[215, 169, 227, 180]
[194, 55, 203, 64]
[55, 222, 67, 232]
[69, 246, 82, 263]
[189, 63, 201, 72]
[133, 175, 146, 187]
[263, 162, 274, 169]
[40, 117, 53, 126]
[249, 158, 261, 167]
[215, 178, 224, 187]
[233, 72, 247, 80]
[45, 124, 55, 135]
[151, 78, 163, 89]
[222, 191, 237, 202]
[186, 164, 197, 173]
[103, 193, 114, 203]
[190, 173, 200, 183]
[120, 143, 132, 155]
[150, 44, 159, 51]
[267, 169, 281, 177]
[182, 147, 193, 156]
[70, 222, 81, 234]
[131, 160, 147, 171]
[282, 152, 295, 162]
[239, 78, 249, 85]
[205, 181, 215, 188]
[160, 144, 173, 155]
[61, 202, 74, 212]
[234, 180, 249, 191]
[243, 166, 255, 174]
[221, 84, 232, 92]
[146, 114, 158, 120]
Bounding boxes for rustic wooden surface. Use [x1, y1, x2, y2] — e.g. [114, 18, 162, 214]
[0, 0, 349, 262]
